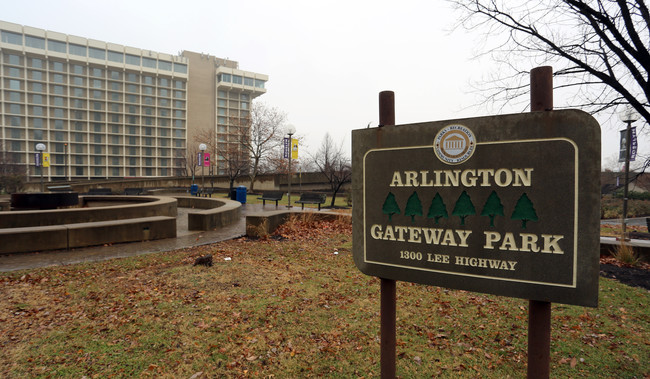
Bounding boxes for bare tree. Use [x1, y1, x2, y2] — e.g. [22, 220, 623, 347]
[311, 133, 352, 208]
[0, 142, 26, 194]
[217, 143, 249, 193]
[185, 143, 200, 181]
[451, 0, 649, 126]
[234, 102, 286, 192]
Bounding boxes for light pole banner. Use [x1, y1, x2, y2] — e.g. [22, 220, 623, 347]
[283, 138, 290, 159]
[291, 139, 299, 159]
[619, 127, 638, 162]
[630, 127, 637, 161]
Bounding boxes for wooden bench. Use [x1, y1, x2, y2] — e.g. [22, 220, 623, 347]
[295, 193, 327, 210]
[258, 191, 284, 207]
[124, 188, 144, 195]
[199, 188, 215, 197]
[88, 188, 112, 195]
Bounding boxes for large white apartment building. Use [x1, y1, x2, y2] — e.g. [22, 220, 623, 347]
[0, 20, 267, 181]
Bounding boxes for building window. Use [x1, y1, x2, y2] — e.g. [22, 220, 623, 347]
[69, 43, 87, 56]
[51, 61, 65, 72]
[9, 117, 22, 126]
[174, 63, 187, 74]
[8, 67, 22, 78]
[8, 91, 21, 102]
[48, 39, 67, 53]
[125, 54, 140, 65]
[142, 57, 156, 68]
[159, 61, 172, 71]
[8, 79, 21, 90]
[29, 58, 44, 68]
[8, 104, 22, 114]
[25, 35, 45, 49]
[89, 47, 105, 60]
[1, 31, 22, 45]
[108, 50, 123, 63]
[31, 95, 44, 104]
[32, 106, 44, 116]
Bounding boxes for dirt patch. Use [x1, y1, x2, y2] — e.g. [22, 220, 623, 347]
[599, 256, 650, 290]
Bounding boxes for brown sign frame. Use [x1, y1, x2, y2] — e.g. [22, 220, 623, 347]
[352, 110, 600, 307]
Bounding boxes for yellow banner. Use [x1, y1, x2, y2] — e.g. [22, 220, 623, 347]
[291, 138, 298, 159]
[42, 153, 50, 168]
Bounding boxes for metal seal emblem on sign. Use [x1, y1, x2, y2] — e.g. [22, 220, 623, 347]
[433, 124, 476, 165]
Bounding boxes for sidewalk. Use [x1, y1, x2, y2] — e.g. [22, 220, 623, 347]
[0, 202, 276, 272]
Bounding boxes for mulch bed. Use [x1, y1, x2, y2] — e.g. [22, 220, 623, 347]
[600, 256, 650, 290]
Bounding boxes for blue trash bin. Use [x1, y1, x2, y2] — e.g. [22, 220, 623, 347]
[236, 186, 247, 204]
[190, 184, 199, 196]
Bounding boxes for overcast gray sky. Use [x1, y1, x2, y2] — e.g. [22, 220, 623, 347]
[2, 0, 640, 168]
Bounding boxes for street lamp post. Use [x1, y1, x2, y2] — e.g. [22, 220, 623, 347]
[36, 143, 46, 192]
[199, 143, 207, 195]
[286, 125, 296, 208]
[618, 105, 640, 239]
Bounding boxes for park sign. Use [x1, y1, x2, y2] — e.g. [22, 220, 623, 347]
[352, 110, 601, 307]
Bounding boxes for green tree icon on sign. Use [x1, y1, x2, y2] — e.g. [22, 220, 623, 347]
[452, 190, 476, 225]
[405, 191, 423, 223]
[480, 190, 504, 227]
[511, 193, 538, 228]
[382, 192, 400, 222]
[427, 193, 448, 224]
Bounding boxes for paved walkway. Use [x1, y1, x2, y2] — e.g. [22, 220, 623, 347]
[0, 202, 278, 272]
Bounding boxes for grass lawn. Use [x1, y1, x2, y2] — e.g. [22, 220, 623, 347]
[1, 217, 648, 378]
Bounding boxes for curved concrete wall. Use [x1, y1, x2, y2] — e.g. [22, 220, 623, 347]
[175, 196, 241, 231]
[0, 196, 178, 254]
[0, 196, 177, 228]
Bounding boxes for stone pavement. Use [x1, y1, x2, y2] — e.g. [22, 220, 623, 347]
[0, 202, 281, 272]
